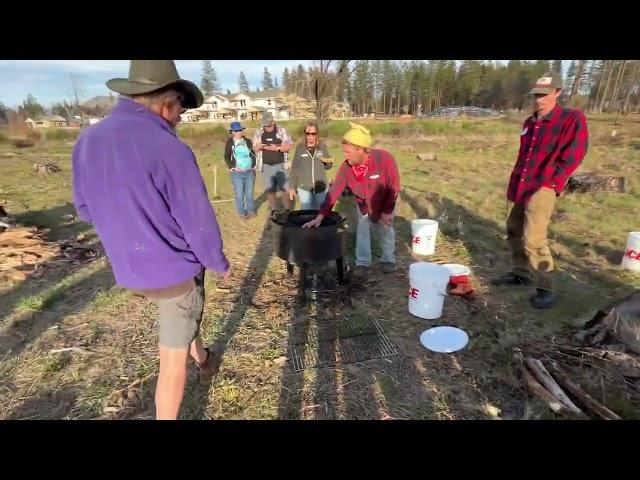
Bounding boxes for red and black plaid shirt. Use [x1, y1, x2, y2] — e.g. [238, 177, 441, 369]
[507, 105, 589, 203]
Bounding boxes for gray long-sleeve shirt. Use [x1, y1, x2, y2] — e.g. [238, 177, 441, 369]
[289, 142, 333, 192]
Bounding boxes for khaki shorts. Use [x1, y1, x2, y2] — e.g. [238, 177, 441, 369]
[153, 271, 205, 349]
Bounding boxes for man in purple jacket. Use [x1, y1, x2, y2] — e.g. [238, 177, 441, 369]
[72, 60, 230, 420]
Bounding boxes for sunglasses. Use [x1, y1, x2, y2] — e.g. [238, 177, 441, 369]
[231, 130, 243, 133]
[305, 131, 318, 136]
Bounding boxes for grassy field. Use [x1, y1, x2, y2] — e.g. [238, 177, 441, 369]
[1, 113, 639, 420]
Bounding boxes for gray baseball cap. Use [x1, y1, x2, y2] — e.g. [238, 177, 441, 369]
[261, 112, 275, 126]
[529, 72, 563, 95]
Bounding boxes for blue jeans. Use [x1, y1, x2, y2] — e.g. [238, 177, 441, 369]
[230, 170, 255, 215]
[356, 208, 395, 267]
[297, 188, 326, 210]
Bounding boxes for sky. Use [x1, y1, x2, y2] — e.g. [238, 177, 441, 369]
[0, 60, 314, 108]
[0, 60, 566, 109]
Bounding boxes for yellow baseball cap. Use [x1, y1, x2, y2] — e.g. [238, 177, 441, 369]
[342, 122, 372, 148]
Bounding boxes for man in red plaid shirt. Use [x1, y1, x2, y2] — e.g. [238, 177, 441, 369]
[493, 73, 589, 309]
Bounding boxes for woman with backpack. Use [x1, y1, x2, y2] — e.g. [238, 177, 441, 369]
[224, 121, 257, 218]
[288, 121, 335, 210]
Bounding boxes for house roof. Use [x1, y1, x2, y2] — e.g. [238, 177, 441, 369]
[205, 94, 228, 103]
[250, 89, 283, 99]
[211, 89, 285, 101]
[37, 115, 67, 122]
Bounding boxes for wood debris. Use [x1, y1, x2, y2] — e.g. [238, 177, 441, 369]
[0, 224, 100, 286]
[566, 173, 625, 193]
[33, 162, 61, 176]
[518, 354, 622, 420]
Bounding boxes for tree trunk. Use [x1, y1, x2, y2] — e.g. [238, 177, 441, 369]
[622, 61, 640, 114]
[599, 61, 615, 113]
[594, 60, 608, 114]
[608, 60, 627, 111]
[569, 60, 585, 101]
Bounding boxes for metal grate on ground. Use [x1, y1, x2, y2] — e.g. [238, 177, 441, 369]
[287, 316, 398, 372]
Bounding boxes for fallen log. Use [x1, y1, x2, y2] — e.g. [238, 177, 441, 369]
[519, 366, 566, 414]
[566, 173, 625, 194]
[525, 358, 586, 417]
[416, 153, 437, 161]
[549, 363, 622, 420]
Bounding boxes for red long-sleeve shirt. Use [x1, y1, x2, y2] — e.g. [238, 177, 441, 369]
[507, 105, 589, 203]
[320, 149, 400, 223]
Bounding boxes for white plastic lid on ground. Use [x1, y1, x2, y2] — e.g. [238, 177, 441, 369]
[420, 326, 469, 353]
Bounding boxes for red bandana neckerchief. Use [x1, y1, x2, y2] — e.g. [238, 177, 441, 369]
[351, 155, 369, 182]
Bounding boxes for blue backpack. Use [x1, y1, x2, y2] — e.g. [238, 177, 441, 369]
[232, 139, 254, 170]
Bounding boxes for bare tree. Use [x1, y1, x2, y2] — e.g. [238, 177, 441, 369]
[608, 60, 627, 111]
[312, 60, 352, 121]
[622, 60, 640, 114]
[569, 60, 585, 101]
[69, 74, 86, 124]
[598, 61, 615, 113]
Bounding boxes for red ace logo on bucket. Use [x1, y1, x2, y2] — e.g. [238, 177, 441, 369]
[625, 249, 640, 261]
[409, 287, 420, 299]
[412, 235, 420, 244]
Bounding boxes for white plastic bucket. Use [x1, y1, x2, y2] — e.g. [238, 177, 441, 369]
[408, 262, 450, 319]
[621, 232, 640, 273]
[411, 219, 439, 256]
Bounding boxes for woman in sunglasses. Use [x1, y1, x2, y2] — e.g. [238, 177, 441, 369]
[288, 121, 334, 210]
[224, 121, 257, 218]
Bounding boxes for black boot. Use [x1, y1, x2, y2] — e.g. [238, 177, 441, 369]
[530, 289, 555, 309]
[491, 272, 532, 287]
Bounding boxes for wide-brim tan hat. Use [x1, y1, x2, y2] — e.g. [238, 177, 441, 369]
[106, 60, 204, 108]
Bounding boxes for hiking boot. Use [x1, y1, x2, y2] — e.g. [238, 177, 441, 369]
[197, 346, 223, 385]
[380, 262, 396, 274]
[530, 289, 555, 309]
[352, 265, 370, 280]
[491, 272, 532, 287]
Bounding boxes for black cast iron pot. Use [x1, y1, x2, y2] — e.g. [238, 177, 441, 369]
[270, 209, 346, 265]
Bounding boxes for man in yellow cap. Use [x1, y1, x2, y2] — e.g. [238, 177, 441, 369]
[303, 122, 401, 277]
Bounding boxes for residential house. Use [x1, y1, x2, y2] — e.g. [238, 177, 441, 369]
[227, 92, 252, 120]
[184, 90, 291, 122]
[35, 115, 68, 128]
[249, 89, 290, 119]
